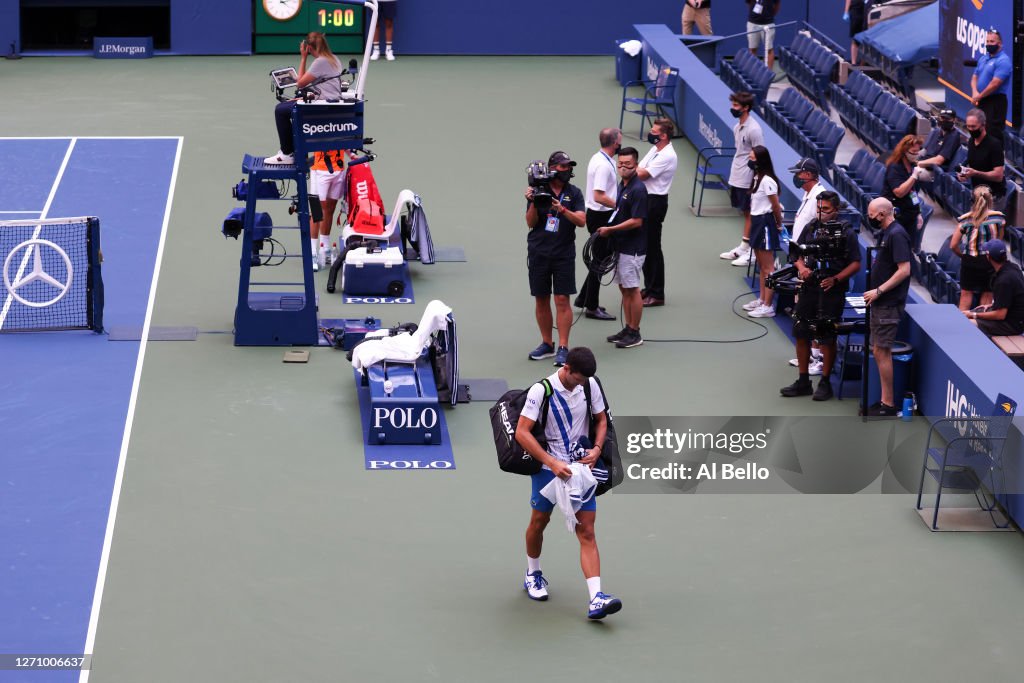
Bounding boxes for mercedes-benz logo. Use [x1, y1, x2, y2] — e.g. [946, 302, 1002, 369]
[3, 238, 74, 308]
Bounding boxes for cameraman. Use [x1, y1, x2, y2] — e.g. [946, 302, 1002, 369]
[524, 152, 587, 367]
[265, 33, 344, 165]
[780, 192, 861, 402]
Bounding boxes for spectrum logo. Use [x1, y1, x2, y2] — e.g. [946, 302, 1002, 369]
[301, 121, 359, 135]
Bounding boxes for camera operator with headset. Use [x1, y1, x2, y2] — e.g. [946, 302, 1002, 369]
[779, 191, 861, 402]
[265, 33, 344, 166]
[523, 152, 587, 367]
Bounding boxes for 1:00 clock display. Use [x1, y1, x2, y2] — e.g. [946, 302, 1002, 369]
[318, 8, 356, 28]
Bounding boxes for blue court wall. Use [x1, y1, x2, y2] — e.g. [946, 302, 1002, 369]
[398, 0, 851, 55]
[3, 0, 852, 57]
[0, 0, 250, 55]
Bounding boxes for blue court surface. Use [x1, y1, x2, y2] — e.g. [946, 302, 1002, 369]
[0, 137, 181, 681]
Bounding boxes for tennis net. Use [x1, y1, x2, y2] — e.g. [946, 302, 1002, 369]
[0, 216, 104, 332]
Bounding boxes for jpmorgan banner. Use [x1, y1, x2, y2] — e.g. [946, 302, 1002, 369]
[938, 0, 1015, 126]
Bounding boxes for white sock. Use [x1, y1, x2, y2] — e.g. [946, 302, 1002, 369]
[310, 238, 319, 255]
[386, 41, 393, 50]
[810, 348, 823, 360]
[527, 556, 541, 574]
[586, 576, 601, 600]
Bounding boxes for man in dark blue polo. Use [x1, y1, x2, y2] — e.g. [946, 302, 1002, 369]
[598, 147, 648, 349]
[971, 30, 1011, 142]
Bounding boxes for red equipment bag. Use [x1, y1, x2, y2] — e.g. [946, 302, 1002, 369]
[345, 161, 385, 230]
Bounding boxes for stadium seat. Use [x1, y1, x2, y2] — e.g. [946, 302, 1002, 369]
[620, 66, 679, 138]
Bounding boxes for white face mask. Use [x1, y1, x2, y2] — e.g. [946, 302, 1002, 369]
[906, 151, 920, 162]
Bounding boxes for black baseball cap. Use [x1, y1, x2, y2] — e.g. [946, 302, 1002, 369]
[938, 109, 955, 119]
[787, 158, 819, 175]
[548, 151, 577, 167]
[982, 239, 1008, 260]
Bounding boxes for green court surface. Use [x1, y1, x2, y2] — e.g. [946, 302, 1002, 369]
[4, 56, 1024, 682]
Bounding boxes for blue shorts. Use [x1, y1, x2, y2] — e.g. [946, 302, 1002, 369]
[530, 469, 597, 513]
[749, 212, 780, 251]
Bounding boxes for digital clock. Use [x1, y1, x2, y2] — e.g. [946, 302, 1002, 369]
[255, 0, 365, 54]
[317, 6, 357, 28]
[309, 1, 363, 35]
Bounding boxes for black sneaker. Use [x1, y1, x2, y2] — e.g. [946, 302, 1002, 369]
[585, 307, 616, 321]
[606, 326, 629, 343]
[780, 378, 813, 397]
[867, 401, 898, 417]
[615, 329, 643, 348]
[812, 377, 834, 401]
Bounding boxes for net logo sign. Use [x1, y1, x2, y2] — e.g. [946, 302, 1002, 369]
[3, 239, 73, 308]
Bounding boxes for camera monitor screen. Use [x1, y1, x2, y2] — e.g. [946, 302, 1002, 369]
[271, 67, 299, 89]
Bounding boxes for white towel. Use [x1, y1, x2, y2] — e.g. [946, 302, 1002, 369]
[350, 300, 453, 371]
[619, 40, 642, 57]
[539, 463, 599, 533]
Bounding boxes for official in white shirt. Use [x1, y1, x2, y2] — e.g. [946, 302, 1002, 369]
[637, 117, 679, 307]
[784, 157, 828, 375]
[789, 158, 827, 243]
[576, 128, 622, 321]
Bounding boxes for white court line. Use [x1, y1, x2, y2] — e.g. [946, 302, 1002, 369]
[0, 138, 77, 330]
[79, 135, 184, 683]
[0, 136, 183, 140]
[0, 211, 44, 214]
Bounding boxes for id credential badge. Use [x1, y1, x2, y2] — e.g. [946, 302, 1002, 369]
[545, 214, 559, 233]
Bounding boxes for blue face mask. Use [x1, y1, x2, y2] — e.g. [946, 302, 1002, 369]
[647, 132, 660, 145]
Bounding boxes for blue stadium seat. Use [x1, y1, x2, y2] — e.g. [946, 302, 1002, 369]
[620, 66, 679, 138]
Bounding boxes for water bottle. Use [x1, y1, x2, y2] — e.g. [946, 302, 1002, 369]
[901, 391, 916, 422]
[331, 242, 340, 264]
[322, 243, 332, 268]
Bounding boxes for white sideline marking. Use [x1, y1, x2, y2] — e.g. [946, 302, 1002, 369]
[78, 136, 184, 683]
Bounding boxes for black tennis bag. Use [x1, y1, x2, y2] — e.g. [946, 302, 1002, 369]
[488, 379, 553, 476]
[588, 376, 623, 496]
[489, 376, 623, 494]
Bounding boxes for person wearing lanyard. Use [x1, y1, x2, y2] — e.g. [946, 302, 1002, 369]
[637, 118, 678, 307]
[576, 128, 621, 322]
[971, 30, 1011, 142]
[882, 135, 924, 248]
[524, 151, 587, 368]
